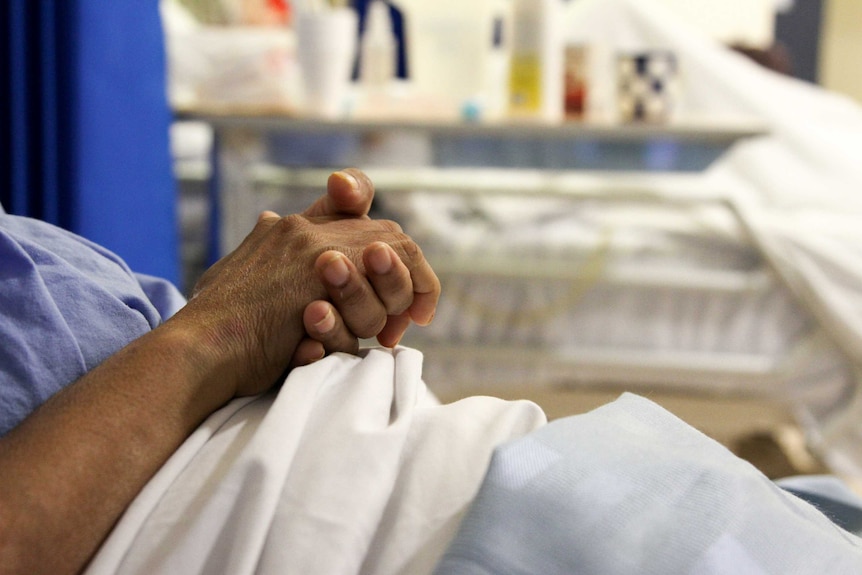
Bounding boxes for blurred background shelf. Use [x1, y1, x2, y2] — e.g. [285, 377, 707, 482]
[172, 111, 767, 269]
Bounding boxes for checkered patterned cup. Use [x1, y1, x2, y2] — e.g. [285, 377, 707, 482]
[616, 51, 679, 123]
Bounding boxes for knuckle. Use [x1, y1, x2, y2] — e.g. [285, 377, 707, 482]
[273, 213, 306, 233]
[338, 287, 386, 336]
[386, 294, 413, 316]
[382, 273, 415, 314]
[393, 239, 423, 270]
[378, 219, 403, 233]
[335, 277, 368, 307]
[350, 316, 386, 338]
[337, 285, 384, 334]
[270, 214, 317, 251]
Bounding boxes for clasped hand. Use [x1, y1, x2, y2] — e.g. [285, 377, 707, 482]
[177, 168, 441, 398]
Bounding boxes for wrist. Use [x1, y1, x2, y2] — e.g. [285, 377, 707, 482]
[147, 315, 240, 425]
[166, 294, 305, 401]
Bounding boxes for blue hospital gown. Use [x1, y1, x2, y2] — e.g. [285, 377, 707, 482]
[0, 206, 185, 436]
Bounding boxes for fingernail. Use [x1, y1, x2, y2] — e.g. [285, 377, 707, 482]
[323, 254, 349, 287]
[368, 243, 392, 275]
[307, 343, 326, 364]
[313, 308, 336, 334]
[412, 309, 434, 326]
[338, 170, 358, 191]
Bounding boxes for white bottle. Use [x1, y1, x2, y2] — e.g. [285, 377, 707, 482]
[360, 0, 397, 93]
[508, 0, 563, 122]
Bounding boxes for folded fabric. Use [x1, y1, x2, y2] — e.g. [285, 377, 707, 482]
[436, 393, 862, 575]
[87, 347, 546, 575]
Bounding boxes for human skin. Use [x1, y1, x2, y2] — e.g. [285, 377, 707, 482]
[0, 168, 440, 575]
[289, 168, 437, 365]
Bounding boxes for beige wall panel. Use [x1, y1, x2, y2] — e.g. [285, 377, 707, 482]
[821, 0, 862, 102]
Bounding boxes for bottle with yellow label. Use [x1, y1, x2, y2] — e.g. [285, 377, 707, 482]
[508, 0, 563, 122]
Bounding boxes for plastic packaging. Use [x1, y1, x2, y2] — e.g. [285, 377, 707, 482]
[508, 0, 563, 122]
[164, 26, 300, 109]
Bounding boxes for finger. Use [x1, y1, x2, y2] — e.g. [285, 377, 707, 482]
[363, 242, 414, 315]
[289, 338, 326, 369]
[390, 242, 441, 326]
[303, 169, 375, 219]
[408, 269, 440, 326]
[302, 300, 360, 355]
[377, 311, 412, 348]
[258, 210, 279, 222]
[316, 251, 388, 338]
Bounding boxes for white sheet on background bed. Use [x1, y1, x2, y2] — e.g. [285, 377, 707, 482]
[385, 190, 784, 353]
[564, 0, 862, 313]
[389, 190, 846, 400]
[385, 0, 862, 478]
[557, 0, 862, 479]
[386, 191, 755, 273]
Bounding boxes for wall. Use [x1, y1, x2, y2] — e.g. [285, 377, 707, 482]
[652, 0, 777, 48]
[820, 0, 862, 102]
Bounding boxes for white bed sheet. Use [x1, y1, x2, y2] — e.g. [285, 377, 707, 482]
[86, 347, 545, 575]
[387, 192, 851, 407]
[85, 349, 862, 574]
[564, 0, 862, 479]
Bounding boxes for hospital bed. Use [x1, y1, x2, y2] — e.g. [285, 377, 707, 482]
[190, 113, 807, 394]
[178, 117, 849, 468]
[170, 0, 862, 524]
[89, 161, 862, 571]
[1, 0, 853, 571]
[397, 170, 848, 397]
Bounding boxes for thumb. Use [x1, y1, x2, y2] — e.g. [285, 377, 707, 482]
[303, 169, 374, 219]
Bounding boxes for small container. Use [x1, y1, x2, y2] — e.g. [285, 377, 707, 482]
[563, 44, 589, 119]
[616, 50, 680, 123]
[507, 0, 563, 122]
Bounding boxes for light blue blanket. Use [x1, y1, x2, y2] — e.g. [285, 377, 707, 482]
[436, 393, 862, 574]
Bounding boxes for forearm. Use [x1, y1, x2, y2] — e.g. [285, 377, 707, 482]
[0, 320, 236, 575]
[0, 170, 440, 575]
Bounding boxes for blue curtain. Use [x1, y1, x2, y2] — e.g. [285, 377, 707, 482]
[2, 1, 178, 285]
